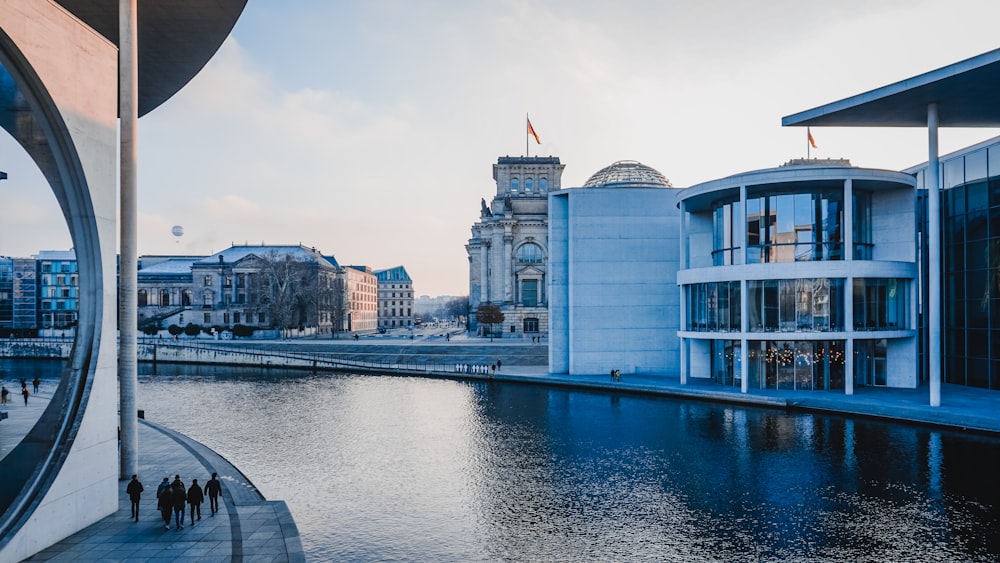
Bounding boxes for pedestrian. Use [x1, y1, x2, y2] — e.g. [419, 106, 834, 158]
[32, 377, 40, 393]
[611, 369, 615, 382]
[171, 479, 187, 529]
[187, 479, 204, 524]
[205, 472, 222, 515]
[156, 476, 170, 500]
[126, 474, 144, 522]
[21, 385, 29, 405]
[157, 484, 173, 530]
[490, 363, 496, 379]
[1, 385, 8, 404]
[497, 359, 502, 371]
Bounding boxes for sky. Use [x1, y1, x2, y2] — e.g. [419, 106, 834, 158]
[2, 0, 1000, 297]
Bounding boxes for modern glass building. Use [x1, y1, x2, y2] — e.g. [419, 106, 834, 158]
[909, 136, 1000, 390]
[677, 160, 918, 393]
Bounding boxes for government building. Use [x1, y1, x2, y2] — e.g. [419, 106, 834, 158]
[467, 156, 564, 337]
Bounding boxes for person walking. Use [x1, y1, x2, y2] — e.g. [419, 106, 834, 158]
[156, 476, 170, 500]
[32, 377, 40, 393]
[170, 479, 187, 529]
[1, 385, 8, 404]
[187, 479, 204, 524]
[205, 472, 222, 516]
[157, 484, 173, 530]
[126, 475, 144, 522]
[496, 359, 502, 372]
[21, 385, 28, 405]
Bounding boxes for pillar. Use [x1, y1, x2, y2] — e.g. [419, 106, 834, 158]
[927, 104, 941, 407]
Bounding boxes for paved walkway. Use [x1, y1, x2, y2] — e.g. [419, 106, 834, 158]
[0, 392, 304, 562]
[492, 366, 1000, 435]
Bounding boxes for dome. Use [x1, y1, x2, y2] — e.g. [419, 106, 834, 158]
[582, 160, 672, 188]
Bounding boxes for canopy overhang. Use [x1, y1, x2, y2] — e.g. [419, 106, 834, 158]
[782, 47, 1000, 128]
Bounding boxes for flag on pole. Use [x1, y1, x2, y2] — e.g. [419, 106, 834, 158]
[527, 118, 541, 144]
[807, 127, 817, 149]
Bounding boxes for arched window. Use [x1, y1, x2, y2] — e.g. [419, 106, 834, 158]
[137, 289, 147, 307]
[160, 289, 170, 307]
[525, 178, 534, 193]
[517, 243, 543, 263]
[539, 178, 548, 191]
[511, 178, 519, 193]
[182, 290, 192, 307]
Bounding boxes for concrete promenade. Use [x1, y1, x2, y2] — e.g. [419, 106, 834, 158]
[0, 390, 304, 562]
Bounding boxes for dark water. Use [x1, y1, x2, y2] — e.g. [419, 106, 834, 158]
[8, 360, 1000, 561]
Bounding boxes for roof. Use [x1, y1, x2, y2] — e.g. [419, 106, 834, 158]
[782, 48, 1000, 127]
[582, 160, 673, 188]
[497, 156, 562, 165]
[194, 245, 336, 269]
[375, 266, 411, 282]
[137, 258, 198, 275]
[54, 0, 248, 117]
[33, 250, 76, 261]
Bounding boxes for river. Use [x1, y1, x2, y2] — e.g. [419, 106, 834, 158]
[9, 360, 1000, 561]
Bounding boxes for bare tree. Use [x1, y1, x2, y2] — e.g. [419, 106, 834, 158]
[251, 252, 318, 334]
[476, 302, 504, 339]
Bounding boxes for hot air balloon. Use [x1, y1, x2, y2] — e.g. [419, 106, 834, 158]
[171, 225, 184, 242]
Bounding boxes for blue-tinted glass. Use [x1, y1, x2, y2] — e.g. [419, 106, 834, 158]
[967, 210, 988, 241]
[966, 149, 988, 183]
[967, 181, 988, 211]
[943, 157, 965, 189]
[990, 179, 1000, 208]
[990, 144, 1000, 179]
[967, 240, 988, 270]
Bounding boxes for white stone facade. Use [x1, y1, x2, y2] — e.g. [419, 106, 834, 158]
[467, 156, 564, 337]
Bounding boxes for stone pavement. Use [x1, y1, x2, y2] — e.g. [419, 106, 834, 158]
[0, 391, 304, 562]
[493, 365, 1000, 435]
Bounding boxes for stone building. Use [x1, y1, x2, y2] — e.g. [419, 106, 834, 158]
[339, 265, 378, 333]
[375, 265, 414, 329]
[467, 156, 565, 336]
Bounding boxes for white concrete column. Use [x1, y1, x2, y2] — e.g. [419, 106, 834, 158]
[119, 0, 139, 479]
[741, 279, 749, 393]
[680, 338, 688, 384]
[928, 104, 941, 407]
[845, 336, 854, 396]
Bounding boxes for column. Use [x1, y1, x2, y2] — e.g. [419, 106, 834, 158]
[479, 243, 489, 302]
[845, 178, 854, 395]
[928, 104, 941, 407]
[503, 225, 513, 303]
[119, 0, 139, 479]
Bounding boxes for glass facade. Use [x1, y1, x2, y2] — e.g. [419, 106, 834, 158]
[746, 340, 846, 391]
[745, 185, 843, 264]
[687, 281, 740, 331]
[941, 143, 1000, 389]
[853, 278, 907, 331]
[747, 278, 844, 332]
[712, 198, 741, 266]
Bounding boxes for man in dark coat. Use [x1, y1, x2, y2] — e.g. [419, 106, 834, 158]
[126, 475, 144, 522]
[156, 476, 170, 499]
[157, 486, 173, 530]
[171, 480, 187, 530]
[187, 479, 204, 524]
[205, 472, 222, 515]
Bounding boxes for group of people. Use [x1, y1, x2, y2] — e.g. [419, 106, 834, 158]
[126, 472, 223, 530]
[455, 359, 502, 378]
[1, 377, 39, 405]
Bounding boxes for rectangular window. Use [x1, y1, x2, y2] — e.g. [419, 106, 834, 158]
[523, 280, 538, 307]
[204, 275, 212, 286]
[224, 313, 229, 324]
[259, 312, 266, 323]
[204, 312, 211, 323]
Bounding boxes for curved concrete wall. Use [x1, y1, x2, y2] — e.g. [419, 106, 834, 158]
[0, 2, 118, 559]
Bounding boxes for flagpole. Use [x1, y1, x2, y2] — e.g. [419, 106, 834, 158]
[807, 128, 810, 159]
[526, 113, 530, 157]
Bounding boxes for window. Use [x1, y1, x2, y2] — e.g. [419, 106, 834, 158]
[204, 312, 211, 323]
[523, 318, 539, 333]
[539, 178, 548, 191]
[511, 178, 519, 193]
[258, 312, 266, 323]
[160, 290, 170, 307]
[517, 243, 543, 263]
[223, 313, 230, 324]
[204, 275, 212, 286]
[138, 289, 147, 307]
[522, 280, 538, 307]
[224, 276, 233, 288]
[525, 178, 534, 193]
[182, 290, 192, 306]
[234, 312, 241, 323]
[745, 187, 843, 263]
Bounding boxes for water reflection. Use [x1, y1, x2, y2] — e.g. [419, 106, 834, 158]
[6, 361, 998, 560]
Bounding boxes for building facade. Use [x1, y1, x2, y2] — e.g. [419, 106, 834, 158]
[375, 265, 414, 329]
[35, 250, 78, 332]
[549, 161, 682, 376]
[908, 136, 1000, 390]
[340, 265, 378, 333]
[467, 156, 565, 337]
[136, 256, 201, 331]
[677, 160, 919, 393]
